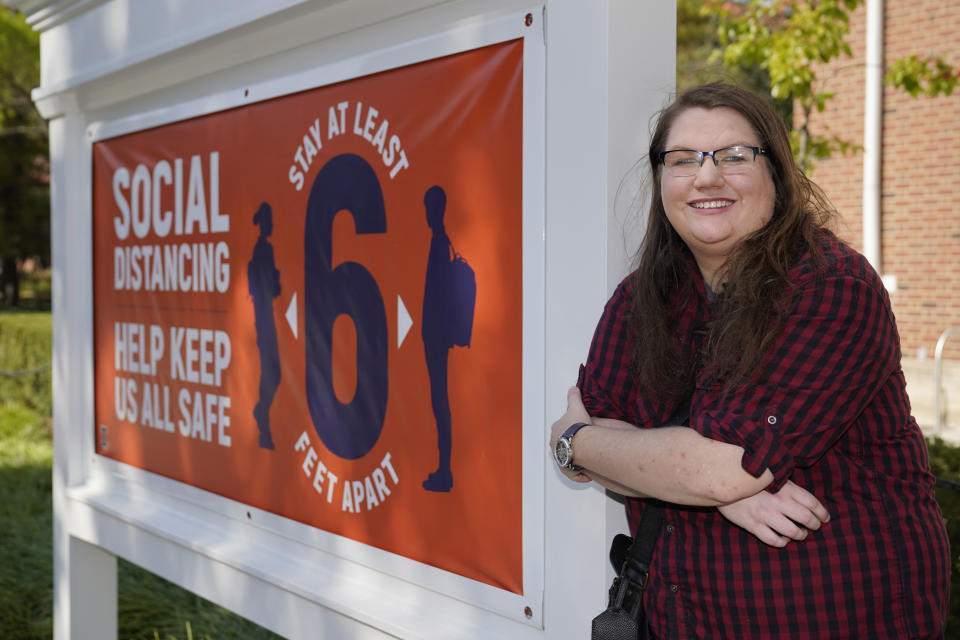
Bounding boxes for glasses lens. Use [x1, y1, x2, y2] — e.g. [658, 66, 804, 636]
[662, 150, 701, 176]
[715, 146, 756, 174]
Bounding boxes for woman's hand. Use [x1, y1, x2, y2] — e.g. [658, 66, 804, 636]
[717, 480, 830, 547]
[549, 386, 593, 483]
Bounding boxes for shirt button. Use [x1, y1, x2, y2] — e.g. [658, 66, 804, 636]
[665, 524, 675, 534]
[669, 584, 680, 593]
[767, 415, 777, 425]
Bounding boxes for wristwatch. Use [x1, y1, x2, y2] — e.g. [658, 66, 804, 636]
[554, 422, 590, 471]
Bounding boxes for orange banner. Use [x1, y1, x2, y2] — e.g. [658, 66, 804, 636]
[92, 39, 524, 593]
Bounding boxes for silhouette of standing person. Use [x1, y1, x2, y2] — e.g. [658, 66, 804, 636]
[249, 202, 281, 450]
[421, 186, 456, 492]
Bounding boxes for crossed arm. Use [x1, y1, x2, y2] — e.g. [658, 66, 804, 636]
[550, 386, 830, 547]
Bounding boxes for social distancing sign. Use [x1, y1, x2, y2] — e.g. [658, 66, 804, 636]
[92, 39, 524, 593]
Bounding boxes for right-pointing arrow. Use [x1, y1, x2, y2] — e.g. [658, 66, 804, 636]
[397, 295, 412, 348]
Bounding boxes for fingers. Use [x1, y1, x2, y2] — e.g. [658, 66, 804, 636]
[805, 497, 831, 524]
[563, 385, 591, 423]
[753, 528, 790, 548]
[744, 508, 809, 546]
[735, 513, 792, 547]
[759, 483, 832, 545]
[773, 499, 823, 531]
[768, 514, 808, 541]
[743, 489, 830, 545]
[719, 483, 832, 548]
[776, 481, 831, 528]
[788, 487, 830, 523]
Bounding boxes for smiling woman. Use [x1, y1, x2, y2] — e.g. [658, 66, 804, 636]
[550, 83, 950, 639]
[659, 109, 776, 288]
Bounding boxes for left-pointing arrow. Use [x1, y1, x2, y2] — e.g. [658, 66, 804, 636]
[398, 295, 412, 348]
[286, 292, 298, 339]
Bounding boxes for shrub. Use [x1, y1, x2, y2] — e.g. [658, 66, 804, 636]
[927, 436, 960, 633]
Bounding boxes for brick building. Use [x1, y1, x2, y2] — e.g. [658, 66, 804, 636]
[807, 0, 960, 364]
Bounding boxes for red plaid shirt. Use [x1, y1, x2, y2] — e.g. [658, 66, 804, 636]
[579, 232, 949, 639]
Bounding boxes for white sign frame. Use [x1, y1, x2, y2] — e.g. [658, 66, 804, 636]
[28, 0, 677, 637]
[81, 7, 546, 632]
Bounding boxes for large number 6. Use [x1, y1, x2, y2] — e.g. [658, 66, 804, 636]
[304, 154, 388, 460]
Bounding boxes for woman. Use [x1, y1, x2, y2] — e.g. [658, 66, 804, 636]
[551, 83, 949, 638]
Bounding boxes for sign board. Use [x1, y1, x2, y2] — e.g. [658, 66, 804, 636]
[23, 0, 672, 636]
[92, 37, 528, 593]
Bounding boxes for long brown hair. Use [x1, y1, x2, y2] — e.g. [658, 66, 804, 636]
[631, 83, 837, 399]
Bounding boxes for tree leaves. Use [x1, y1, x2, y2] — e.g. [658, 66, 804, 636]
[691, 0, 957, 172]
[0, 5, 48, 304]
[705, 0, 864, 170]
[887, 55, 959, 98]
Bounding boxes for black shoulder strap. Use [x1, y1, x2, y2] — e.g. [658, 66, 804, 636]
[621, 504, 663, 587]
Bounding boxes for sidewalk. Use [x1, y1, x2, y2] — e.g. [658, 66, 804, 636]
[902, 357, 960, 444]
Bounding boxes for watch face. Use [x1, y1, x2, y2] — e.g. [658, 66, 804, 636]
[555, 438, 572, 468]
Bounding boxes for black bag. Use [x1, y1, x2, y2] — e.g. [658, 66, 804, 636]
[591, 506, 663, 640]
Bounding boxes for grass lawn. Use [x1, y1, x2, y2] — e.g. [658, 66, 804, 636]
[0, 401, 54, 638]
[0, 310, 281, 639]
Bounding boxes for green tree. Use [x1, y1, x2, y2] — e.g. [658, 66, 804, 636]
[678, 0, 728, 88]
[705, 0, 863, 171]
[0, 5, 48, 306]
[694, 0, 957, 171]
[677, 0, 794, 130]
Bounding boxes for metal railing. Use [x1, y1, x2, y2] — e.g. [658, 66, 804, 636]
[0, 362, 50, 377]
[933, 326, 960, 435]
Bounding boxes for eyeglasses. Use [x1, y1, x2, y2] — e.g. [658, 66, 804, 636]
[659, 145, 768, 177]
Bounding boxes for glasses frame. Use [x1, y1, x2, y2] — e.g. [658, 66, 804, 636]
[658, 145, 768, 176]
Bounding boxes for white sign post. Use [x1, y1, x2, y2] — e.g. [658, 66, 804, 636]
[14, 0, 676, 637]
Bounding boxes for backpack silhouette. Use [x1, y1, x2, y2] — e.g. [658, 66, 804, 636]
[447, 242, 476, 348]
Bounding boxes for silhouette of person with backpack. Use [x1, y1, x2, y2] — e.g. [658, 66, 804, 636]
[421, 186, 476, 492]
[249, 202, 282, 450]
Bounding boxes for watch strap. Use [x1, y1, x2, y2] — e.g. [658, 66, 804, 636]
[563, 421, 590, 440]
[560, 421, 590, 471]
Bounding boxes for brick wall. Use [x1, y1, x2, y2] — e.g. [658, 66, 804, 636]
[805, 0, 960, 359]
